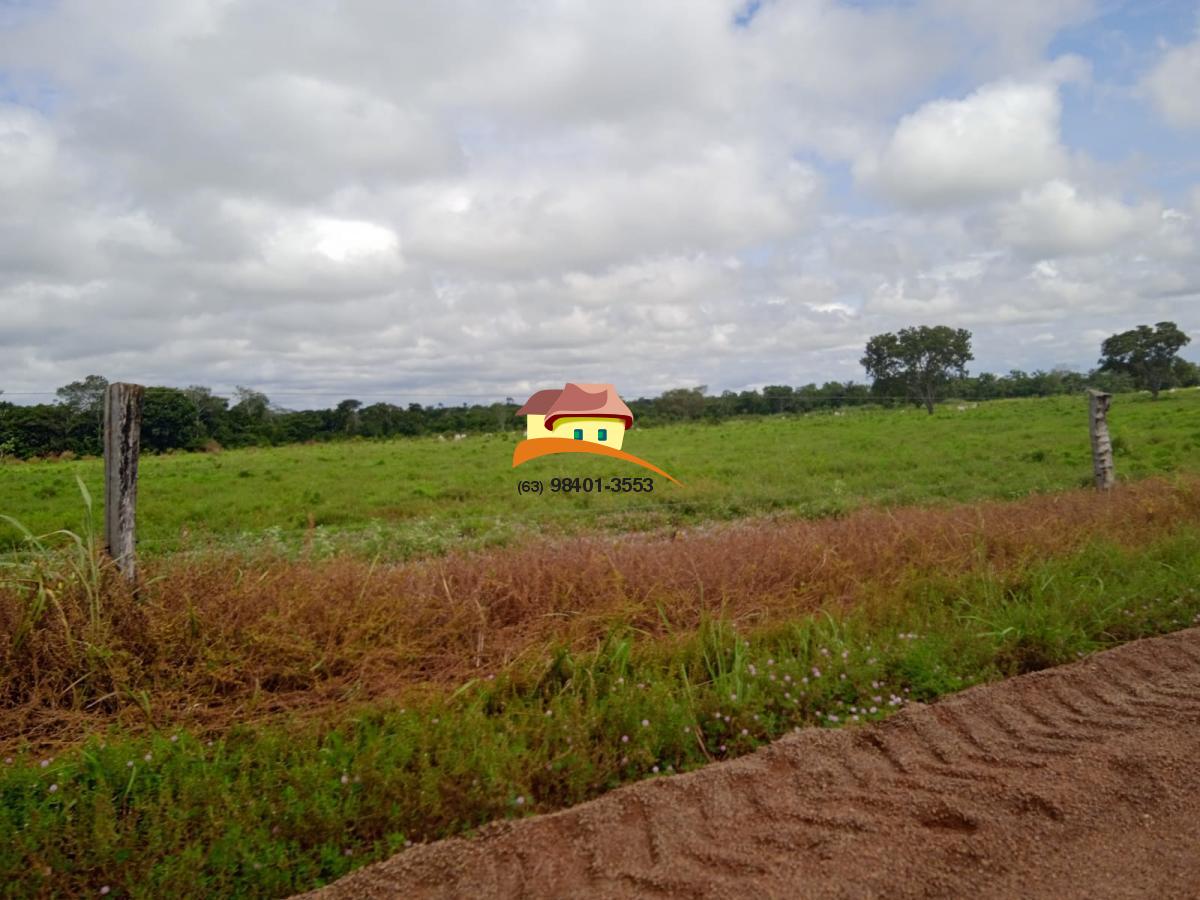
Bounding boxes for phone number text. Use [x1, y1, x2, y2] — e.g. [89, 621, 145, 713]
[516, 476, 654, 495]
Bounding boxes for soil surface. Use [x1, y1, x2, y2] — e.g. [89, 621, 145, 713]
[302, 628, 1200, 899]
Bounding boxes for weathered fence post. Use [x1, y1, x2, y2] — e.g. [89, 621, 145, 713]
[104, 382, 144, 583]
[1088, 389, 1115, 491]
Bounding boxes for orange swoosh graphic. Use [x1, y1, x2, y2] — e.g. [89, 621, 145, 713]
[512, 438, 684, 486]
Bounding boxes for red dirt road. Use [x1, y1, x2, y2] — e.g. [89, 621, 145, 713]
[303, 629, 1200, 899]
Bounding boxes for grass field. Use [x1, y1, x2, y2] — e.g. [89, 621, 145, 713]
[3, 391, 1200, 897]
[3, 390, 1199, 558]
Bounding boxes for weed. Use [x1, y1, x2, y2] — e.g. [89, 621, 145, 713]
[1, 528, 1199, 897]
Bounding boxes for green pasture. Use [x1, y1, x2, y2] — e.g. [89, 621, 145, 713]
[3, 390, 1199, 558]
[2, 393, 1200, 561]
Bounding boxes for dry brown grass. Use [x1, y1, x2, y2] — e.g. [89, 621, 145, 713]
[4, 477, 1200, 750]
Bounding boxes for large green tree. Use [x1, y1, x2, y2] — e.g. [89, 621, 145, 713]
[142, 387, 204, 452]
[55, 374, 109, 454]
[1098, 322, 1192, 399]
[861, 325, 974, 414]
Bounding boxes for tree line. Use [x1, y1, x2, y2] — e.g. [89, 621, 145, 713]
[0, 322, 1194, 459]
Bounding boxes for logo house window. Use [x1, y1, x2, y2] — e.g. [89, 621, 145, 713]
[598, 428, 607, 442]
[573, 428, 583, 440]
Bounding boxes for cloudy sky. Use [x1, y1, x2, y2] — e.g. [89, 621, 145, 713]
[1, 0, 1198, 406]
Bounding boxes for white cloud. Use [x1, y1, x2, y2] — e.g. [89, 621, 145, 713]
[924, 0, 1095, 71]
[1143, 36, 1200, 128]
[857, 81, 1068, 206]
[0, 1, 1196, 400]
[399, 146, 818, 273]
[998, 180, 1160, 256]
[0, 103, 60, 195]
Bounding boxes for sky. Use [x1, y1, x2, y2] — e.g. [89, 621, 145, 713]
[1, 0, 1198, 407]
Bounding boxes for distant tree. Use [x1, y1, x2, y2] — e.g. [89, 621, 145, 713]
[55, 374, 109, 453]
[861, 326, 974, 414]
[762, 385, 795, 413]
[1174, 357, 1200, 388]
[183, 385, 232, 444]
[55, 374, 109, 415]
[333, 399, 363, 435]
[228, 386, 274, 444]
[142, 387, 204, 452]
[1098, 322, 1191, 399]
[656, 386, 708, 420]
[231, 386, 271, 420]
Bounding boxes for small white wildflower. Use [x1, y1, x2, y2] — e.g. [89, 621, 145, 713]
[340, 774, 349, 785]
[621, 735, 629, 743]
[48, 784, 58, 793]
[641, 719, 650, 728]
[651, 765, 659, 773]
[514, 795, 525, 805]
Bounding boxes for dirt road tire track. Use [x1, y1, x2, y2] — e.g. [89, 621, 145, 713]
[303, 628, 1200, 899]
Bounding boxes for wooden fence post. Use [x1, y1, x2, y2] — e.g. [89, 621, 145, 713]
[104, 383, 144, 583]
[1088, 389, 1115, 491]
